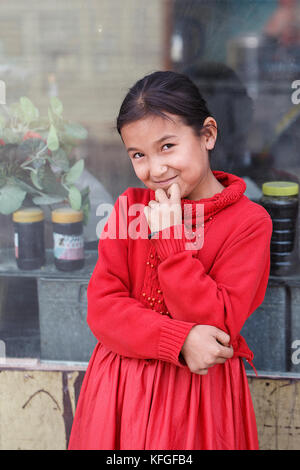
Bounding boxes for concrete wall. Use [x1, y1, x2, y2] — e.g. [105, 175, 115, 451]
[0, 361, 85, 450]
[0, 361, 299, 450]
[248, 372, 300, 450]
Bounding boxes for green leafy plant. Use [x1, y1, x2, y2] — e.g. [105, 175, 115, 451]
[0, 96, 90, 223]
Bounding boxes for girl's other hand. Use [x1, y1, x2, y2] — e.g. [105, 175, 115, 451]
[181, 325, 234, 375]
[144, 183, 182, 233]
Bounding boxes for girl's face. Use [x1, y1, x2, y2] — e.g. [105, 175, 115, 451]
[121, 112, 218, 200]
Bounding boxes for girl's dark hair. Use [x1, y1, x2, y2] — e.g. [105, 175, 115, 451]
[116, 70, 213, 137]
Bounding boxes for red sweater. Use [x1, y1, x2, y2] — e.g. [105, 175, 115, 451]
[87, 171, 272, 370]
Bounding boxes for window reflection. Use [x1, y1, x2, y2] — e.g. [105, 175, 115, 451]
[172, 0, 300, 192]
[0, 0, 299, 369]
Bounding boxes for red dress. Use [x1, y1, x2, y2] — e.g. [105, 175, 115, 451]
[68, 171, 273, 450]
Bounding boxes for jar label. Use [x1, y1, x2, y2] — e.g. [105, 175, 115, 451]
[14, 232, 19, 258]
[53, 233, 84, 260]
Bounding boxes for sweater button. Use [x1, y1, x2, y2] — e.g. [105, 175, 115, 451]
[157, 289, 162, 294]
[150, 254, 154, 258]
[157, 300, 161, 304]
[142, 292, 146, 297]
[150, 302, 153, 307]
[146, 261, 150, 265]
[150, 264, 154, 268]
[147, 297, 151, 301]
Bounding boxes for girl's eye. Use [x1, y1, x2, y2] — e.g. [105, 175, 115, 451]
[132, 152, 144, 159]
[162, 143, 174, 151]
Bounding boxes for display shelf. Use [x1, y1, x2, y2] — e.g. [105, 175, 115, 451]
[0, 248, 98, 279]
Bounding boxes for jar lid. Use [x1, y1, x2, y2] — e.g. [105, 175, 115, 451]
[13, 207, 44, 223]
[52, 207, 83, 223]
[262, 181, 299, 196]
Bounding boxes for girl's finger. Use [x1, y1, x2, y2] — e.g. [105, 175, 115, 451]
[217, 345, 234, 359]
[148, 200, 158, 207]
[155, 188, 169, 203]
[167, 182, 181, 201]
[214, 328, 231, 346]
[212, 357, 228, 365]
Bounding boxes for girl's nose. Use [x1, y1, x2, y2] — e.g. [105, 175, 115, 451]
[149, 159, 168, 178]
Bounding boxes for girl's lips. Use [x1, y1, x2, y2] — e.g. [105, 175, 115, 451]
[153, 176, 177, 186]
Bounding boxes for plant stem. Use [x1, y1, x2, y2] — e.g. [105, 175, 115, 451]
[20, 144, 48, 169]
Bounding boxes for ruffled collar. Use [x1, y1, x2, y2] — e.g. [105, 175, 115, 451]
[149, 171, 246, 227]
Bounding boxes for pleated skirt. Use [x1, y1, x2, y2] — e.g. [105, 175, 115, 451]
[68, 342, 259, 450]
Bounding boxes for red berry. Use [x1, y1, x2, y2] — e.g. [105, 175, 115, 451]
[22, 131, 44, 141]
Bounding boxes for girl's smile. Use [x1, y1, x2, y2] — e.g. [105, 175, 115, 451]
[153, 175, 177, 185]
[121, 112, 225, 200]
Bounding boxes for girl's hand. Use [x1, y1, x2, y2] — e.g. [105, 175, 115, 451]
[181, 325, 234, 375]
[144, 183, 182, 233]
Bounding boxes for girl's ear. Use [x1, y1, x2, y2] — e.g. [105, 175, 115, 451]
[202, 117, 217, 151]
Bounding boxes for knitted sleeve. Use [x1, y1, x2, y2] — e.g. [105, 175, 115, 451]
[86, 190, 196, 366]
[150, 213, 273, 346]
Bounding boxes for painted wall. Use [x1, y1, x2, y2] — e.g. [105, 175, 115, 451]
[0, 364, 299, 450]
[0, 365, 85, 450]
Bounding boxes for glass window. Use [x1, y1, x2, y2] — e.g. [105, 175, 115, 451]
[0, 0, 299, 374]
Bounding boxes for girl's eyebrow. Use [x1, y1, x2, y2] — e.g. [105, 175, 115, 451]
[126, 134, 177, 152]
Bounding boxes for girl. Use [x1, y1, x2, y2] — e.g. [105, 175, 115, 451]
[68, 71, 272, 450]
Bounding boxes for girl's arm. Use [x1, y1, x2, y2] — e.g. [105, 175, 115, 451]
[150, 213, 272, 346]
[86, 192, 197, 367]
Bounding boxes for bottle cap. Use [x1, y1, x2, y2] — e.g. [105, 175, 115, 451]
[262, 181, 299, 196]
[13, 207, 44, 223]
[52, 207, 83, 223]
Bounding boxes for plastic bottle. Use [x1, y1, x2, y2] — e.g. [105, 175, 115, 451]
[260, 181, 299, 276]
[13, 207, 45, 270]
[51, 207, 84, 271]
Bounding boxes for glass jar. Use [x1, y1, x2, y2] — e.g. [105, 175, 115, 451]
[260, 181, 299, 276]
[51, 207, 84, 272]
[13, 207, 45, 270]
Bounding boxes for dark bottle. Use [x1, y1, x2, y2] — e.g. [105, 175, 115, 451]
[260, 181, 299, 276]
[52, 207, 84, 272]
[13, 207, 45, 270]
